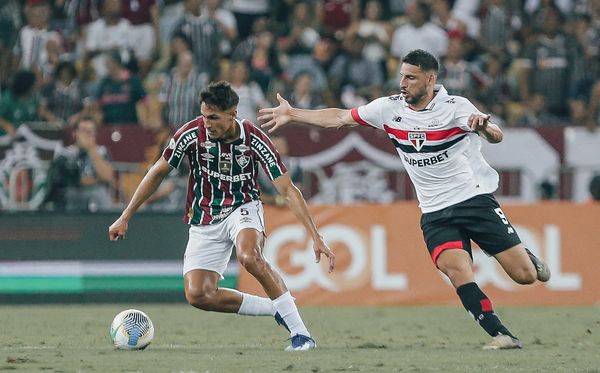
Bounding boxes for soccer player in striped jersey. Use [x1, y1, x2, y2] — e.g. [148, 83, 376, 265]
[259, 49, 551, 350]
[109, 81, 335, 351]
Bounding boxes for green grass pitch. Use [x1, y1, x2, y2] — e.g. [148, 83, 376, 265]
[1, 304, 599, 372]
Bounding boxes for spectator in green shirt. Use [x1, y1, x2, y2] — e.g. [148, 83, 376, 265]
[93, 51, 146, 125]
[0, 70, 39, 138]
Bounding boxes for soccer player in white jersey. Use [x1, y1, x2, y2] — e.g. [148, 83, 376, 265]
[109, 81, 335, 351]
[259, 49, 551, 350]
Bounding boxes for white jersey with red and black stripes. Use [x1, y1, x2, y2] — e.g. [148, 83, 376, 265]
[351, 85, 499, 213]
[162, 116, 287, 225]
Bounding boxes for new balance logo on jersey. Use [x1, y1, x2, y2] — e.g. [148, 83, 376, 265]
[393, 116, 402, 122]
[408, 132, 426, 151]
[445, 98, 456, 104]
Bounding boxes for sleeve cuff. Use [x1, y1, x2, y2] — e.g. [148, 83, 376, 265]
[351, 107, 370, 127]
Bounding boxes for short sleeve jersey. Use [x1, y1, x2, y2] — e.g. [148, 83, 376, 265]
[162, 117, 287, 225]
[351, 85, 499, 213]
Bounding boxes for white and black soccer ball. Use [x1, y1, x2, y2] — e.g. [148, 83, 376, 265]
[110, 309, 154, 350]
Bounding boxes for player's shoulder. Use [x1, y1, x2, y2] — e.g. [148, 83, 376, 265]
[244, 120, 271, 140]
[173, 117, 201, 140]
[241, 118, 258, 132]
[386, 94, 404, 102]
[441, 94, 472, 107]
[362, 95, 403, 110]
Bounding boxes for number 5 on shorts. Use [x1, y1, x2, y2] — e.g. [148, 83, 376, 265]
[494, 208, 509, 225]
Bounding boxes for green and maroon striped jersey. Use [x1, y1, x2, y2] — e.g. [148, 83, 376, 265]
[162, 116, 287, 225]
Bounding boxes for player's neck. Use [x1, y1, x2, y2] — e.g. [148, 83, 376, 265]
[408, 91, 436, 111]
[221, 120, 240, 143]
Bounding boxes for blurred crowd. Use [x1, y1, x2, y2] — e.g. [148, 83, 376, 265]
[1, 0, 600, 211]
[1, 0, 600, 137]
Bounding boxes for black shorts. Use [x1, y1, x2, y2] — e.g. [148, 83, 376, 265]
[420, 194, 522, 265]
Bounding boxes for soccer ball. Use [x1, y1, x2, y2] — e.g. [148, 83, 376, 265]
[110, 309, 154, 350]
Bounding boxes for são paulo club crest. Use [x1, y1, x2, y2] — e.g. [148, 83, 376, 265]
[408, 132, 426, 151]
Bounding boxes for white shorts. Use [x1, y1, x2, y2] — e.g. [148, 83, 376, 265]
[182, 200, 264, 278]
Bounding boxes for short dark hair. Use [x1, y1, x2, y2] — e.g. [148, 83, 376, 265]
[200, 81, 240, 111]
[402, 49, 439, 73]
[12, 70, 36, 97]
[55, 61, 77, 79]
[171, 31, 192, 51]
[76, 115, 98, 129]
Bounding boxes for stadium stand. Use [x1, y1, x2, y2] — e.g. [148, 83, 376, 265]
[0, 0, 599, 211]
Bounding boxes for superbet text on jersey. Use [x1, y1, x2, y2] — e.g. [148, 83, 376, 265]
[351, 85, 499, 213]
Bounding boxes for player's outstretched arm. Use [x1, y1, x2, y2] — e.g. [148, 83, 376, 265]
[468, 113, 503, 143]
[271, 174, 335, 273]
[108, 157, 172, 241]
[258, 93, 358, 133]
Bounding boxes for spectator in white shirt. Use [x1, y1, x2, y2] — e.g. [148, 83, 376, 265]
[13, 0, 62, 80]
[84, 0, 134, 78]
[390, 0, 448, 63]
[228, 61, 269, 123]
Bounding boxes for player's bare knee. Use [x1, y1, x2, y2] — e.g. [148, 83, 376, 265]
[438, 263, 472, 287]
[444, 269, 470, 287]
[512, 266, 537, 285]
[237, 251, 265, 274]
[185, 287, 216, 310]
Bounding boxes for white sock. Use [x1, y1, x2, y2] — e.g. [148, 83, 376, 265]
[272, 291, 310, 337]
[238, 293, 276, 316]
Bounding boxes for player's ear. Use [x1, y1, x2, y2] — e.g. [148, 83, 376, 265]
[428, 73, 436, 85]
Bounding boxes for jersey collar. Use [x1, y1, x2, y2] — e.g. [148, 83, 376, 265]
[201, 117, 246, 145]
[230, 118, 246, 145]
[403, 84, 449, 111]
[425, 84, 449, 111]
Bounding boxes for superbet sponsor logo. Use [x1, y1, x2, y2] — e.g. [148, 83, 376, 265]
[403, 151, 449, 167]
[263, 224, 581, 292]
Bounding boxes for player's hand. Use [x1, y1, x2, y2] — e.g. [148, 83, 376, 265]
[108, 217, 128, 241]
[313, 237, 335, 273]
[257, 93, 293, 133]
[468, 113, 491, 132]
